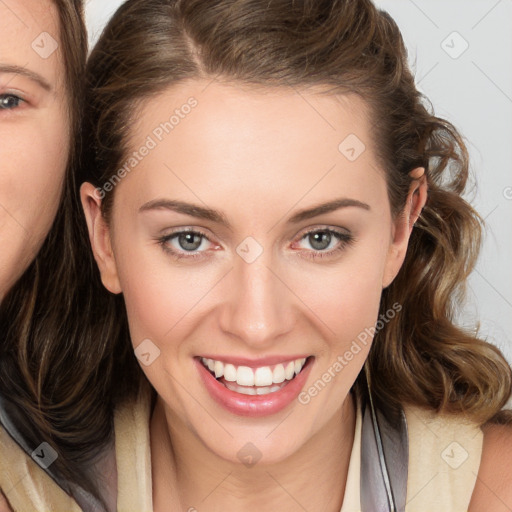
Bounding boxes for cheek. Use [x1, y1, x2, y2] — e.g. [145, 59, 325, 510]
[301, 241, 389, 348]
[0, 103, 69, 296]
[117, 239, 387, 352]
[0, 110, 68, 228]
[115, 243, 208, 347]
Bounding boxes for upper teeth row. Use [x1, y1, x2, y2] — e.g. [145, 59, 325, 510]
[200, 357, 307, 386]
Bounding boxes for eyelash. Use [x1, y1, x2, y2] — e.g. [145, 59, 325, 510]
[0, 93, 24, 111]
[157, 227, 355, 262]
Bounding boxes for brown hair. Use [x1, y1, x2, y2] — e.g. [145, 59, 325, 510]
[4, 0, 512, 504]
[0, 0, 102, 504]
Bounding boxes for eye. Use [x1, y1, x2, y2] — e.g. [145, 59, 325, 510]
[157, 226, 355, 262]
[0, 94, 24, 110]
[294, 227, 355, 260]
[157, 229, 214, 261]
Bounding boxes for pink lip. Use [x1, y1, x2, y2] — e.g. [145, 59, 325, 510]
[195, 356, 314, 417]
[197, 354, 310, 368]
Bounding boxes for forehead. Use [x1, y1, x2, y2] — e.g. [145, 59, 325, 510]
[119, 80, 389, 217]
[0, 0, 65, 92]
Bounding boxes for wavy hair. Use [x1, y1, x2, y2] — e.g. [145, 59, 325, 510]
[2, 0, 511, 505]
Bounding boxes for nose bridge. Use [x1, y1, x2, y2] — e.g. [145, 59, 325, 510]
[219, 240, 293, 346]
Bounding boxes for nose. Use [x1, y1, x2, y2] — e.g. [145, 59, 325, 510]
[218, 248, 295, 349]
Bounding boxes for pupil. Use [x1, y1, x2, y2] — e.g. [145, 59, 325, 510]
[179, 233, 201, 251]
[1, 96, 19, 109]
[310, 231, 330, 250]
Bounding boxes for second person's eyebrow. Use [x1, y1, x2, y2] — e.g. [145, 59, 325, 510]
[0, 64, 52, 92]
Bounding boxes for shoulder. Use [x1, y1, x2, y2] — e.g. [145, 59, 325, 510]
[468, 422, 512, 511]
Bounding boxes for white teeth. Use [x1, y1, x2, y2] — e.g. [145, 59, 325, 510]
[214, 360, 224, 378]
[224, 381, 285, 395]
[237, 366, 254, 386]
[224, 363, 237, 382]
[284, 361, 295, 380]
[254, 367, 273, 386]
[200, 356, 308, 387]
[272, 364, 285, 384]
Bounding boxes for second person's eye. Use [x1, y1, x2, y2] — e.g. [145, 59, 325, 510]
[0, 94, 24, 110]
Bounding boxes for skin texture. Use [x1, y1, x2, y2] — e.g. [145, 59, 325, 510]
[81, 79, 427, 511]
[0, 0, 69, 301]
[468, 423, 512, 511]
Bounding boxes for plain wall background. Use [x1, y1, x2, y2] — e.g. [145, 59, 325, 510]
[85, 0, 512, 367]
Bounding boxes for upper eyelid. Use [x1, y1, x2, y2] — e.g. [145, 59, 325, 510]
[0, 82, 38, 102]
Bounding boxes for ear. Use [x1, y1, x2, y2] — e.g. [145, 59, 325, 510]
[382, 167, 427, 289]
[80, 183, 122, 294]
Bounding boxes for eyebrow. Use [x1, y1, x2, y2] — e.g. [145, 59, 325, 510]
[0, 64, 52, 92]
[139, 197, 370, 229]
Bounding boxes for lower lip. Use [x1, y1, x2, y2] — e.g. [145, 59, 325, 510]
[195, 357, 314, 417]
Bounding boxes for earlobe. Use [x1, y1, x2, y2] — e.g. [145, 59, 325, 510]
[79, 183, 122, 294]
[382, 167, 428, 289]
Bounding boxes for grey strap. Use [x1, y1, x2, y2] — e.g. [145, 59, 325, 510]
[360, 370, 409, 512]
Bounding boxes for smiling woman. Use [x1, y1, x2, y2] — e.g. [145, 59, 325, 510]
[76, 0, 511, 510]
[2, 0, 512, 511]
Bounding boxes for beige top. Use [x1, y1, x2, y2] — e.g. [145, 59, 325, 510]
[0, 383, 483, 512]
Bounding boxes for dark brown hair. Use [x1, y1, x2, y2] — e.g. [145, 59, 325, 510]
[3, 0, 512, 505]
[0, 0, 102, 504]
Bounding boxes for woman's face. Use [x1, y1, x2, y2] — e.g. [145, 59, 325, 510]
[0, 0, 69, 300]
[83, 80, 422, 464]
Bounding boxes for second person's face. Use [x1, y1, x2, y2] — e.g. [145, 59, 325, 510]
[0, 0, 69, 300]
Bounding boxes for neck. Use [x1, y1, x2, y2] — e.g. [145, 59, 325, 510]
[150, 392, 357, 512]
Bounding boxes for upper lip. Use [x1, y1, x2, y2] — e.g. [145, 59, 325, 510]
[196, 354, 311, 368]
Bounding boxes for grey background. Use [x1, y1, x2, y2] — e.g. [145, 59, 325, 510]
[85, 1, 512, 372]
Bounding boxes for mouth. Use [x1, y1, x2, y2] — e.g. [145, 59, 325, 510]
[195, 354, 314, 417]
[199, 356, 312, 396]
